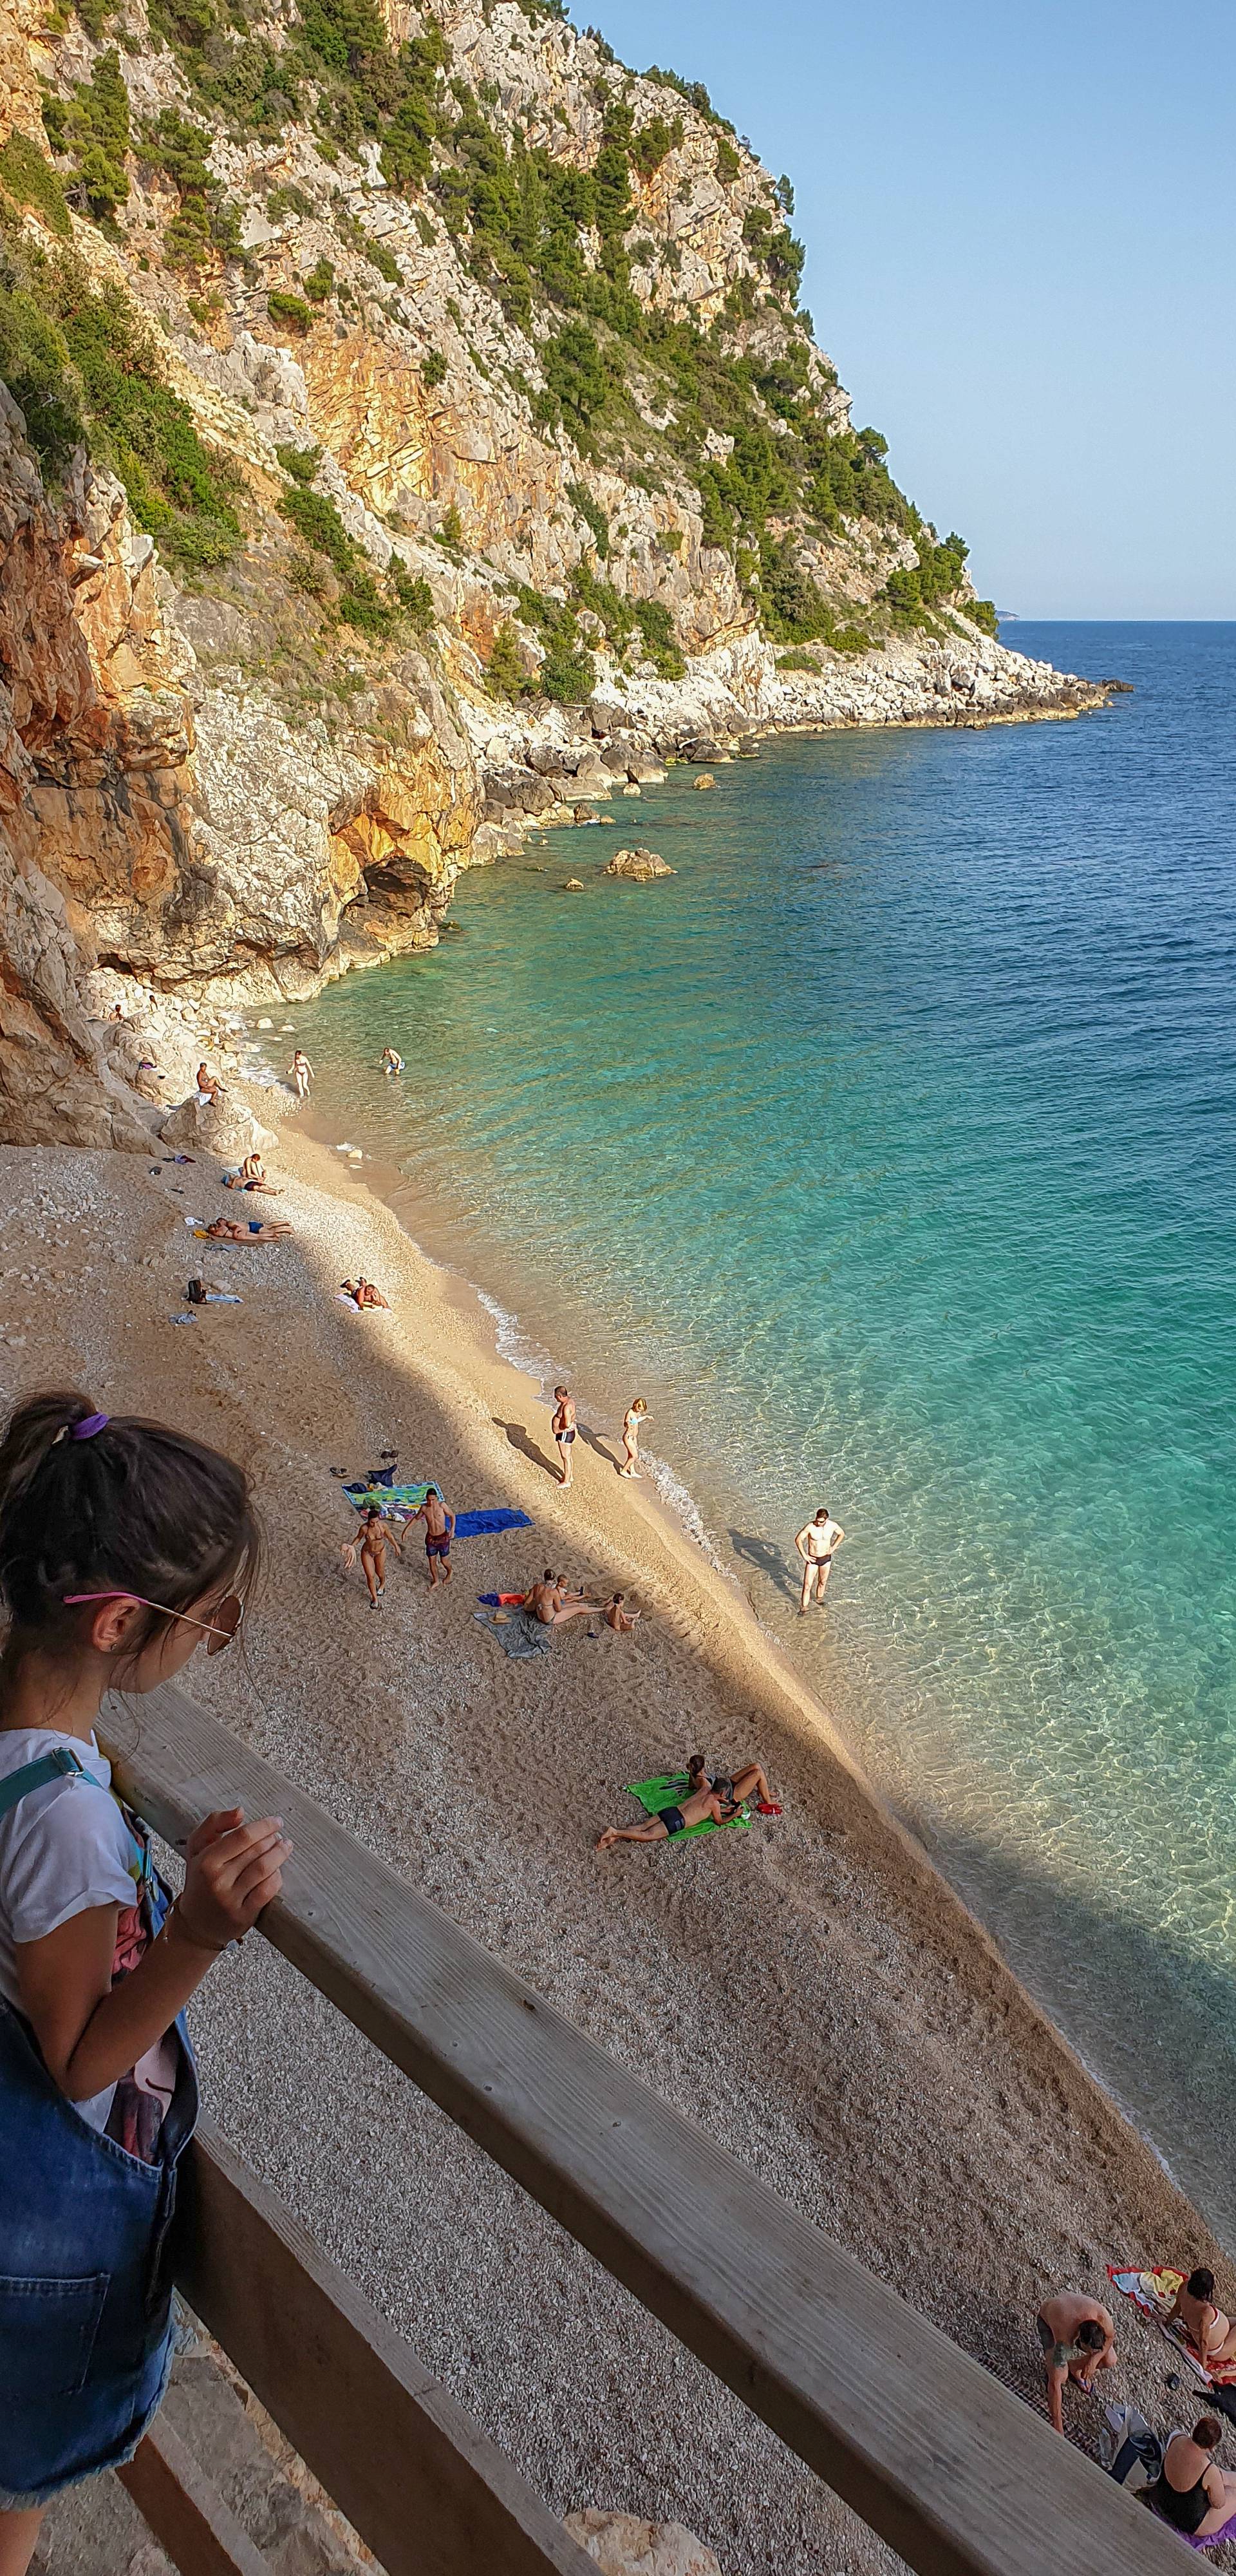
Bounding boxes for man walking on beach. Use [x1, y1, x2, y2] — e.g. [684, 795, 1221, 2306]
[413, 1487, 456, 1587]
[795, 1505, 845, 1614]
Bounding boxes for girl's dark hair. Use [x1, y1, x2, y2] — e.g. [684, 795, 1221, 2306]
[1194, 2418, 1222, 2450]
[1188, 2268, 1217, 2300]
[0, 1390, 260, 1669]
[688, 1752, 707, 1779]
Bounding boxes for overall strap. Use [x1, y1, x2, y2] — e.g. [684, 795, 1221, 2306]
[0, 1745, 89, 1819]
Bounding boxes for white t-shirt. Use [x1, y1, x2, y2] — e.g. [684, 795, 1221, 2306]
[0, 1729, 146, 2133]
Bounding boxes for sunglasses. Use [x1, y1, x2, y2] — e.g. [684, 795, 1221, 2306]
[62, 1591, 244, 1654]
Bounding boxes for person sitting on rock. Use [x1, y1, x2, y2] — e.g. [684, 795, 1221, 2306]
[196, 1062, 222, 1102]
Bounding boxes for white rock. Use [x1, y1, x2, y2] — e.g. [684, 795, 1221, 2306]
[564, 2510, 722, 2576]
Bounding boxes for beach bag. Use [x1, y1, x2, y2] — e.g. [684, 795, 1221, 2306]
[1099, 2402, 1163, 2492]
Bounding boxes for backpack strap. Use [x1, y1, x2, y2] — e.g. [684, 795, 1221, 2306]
[0, 1744, 89, 1819]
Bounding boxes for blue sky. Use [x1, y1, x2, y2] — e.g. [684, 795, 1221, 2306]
[588, 0, 1235, 617]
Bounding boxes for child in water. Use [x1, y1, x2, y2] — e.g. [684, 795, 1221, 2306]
[0, 1392, 288, 2573]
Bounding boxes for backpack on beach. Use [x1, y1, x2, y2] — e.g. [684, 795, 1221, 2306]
[1099, 2401, 1164, 2492]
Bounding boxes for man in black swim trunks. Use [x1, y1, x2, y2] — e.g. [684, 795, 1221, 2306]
[412, 1487, 455, 1587]
[596, 1774, 733, 1850]
[552, 1386, 576, 1487]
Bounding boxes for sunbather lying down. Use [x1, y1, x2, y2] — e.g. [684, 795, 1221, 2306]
[340, 1277, 389, 1309]
[205, 1216, 292, 1241]
[596, 1754, 781, 1850]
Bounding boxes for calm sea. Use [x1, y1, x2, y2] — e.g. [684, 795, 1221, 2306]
[286, 624, 1236, 2245]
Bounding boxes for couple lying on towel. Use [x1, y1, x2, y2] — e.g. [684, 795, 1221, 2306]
[596, 1753, 782, 1850]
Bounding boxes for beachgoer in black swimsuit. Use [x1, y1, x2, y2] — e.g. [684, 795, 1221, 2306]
[1148, 2421, 1236, 2537]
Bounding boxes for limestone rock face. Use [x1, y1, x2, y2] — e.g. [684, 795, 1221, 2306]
[159, 1090, 272, 1159]
[0, 0, 1112, 1148]
[564, 2509, 722, 2576]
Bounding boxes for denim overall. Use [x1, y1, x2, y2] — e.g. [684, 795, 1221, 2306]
[0, 1750, 198, 2508]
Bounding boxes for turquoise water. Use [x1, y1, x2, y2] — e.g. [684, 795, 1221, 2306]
[288, 625, 1236, 2242]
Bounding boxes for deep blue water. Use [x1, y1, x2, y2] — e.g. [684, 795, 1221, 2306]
[286, 625, 1236, 2241]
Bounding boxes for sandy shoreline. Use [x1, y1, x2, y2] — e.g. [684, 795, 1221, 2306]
[5, 1086, 1233, 2574]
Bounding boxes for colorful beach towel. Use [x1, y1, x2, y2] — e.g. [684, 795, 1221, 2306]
[344, 1481, 440, 1515]
[1108, 2268, 1236, 2387]
[478, 1593, 529, 1607]
[626, 1773, 751, 1840]
[343, 1482, 530, 1539]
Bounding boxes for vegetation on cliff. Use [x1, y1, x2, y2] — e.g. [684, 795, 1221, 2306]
[1, 0, 998, 717]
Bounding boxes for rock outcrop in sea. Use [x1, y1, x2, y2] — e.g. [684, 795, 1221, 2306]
[0, 0, 1110, 1142]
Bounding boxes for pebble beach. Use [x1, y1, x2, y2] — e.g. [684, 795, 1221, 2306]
[8, 1068, 1231, 2575]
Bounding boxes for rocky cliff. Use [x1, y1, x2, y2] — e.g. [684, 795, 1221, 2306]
[0, 0, 1108, 1141]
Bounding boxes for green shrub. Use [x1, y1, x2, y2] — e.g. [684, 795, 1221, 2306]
[632, 596, 684, 678]
[278, 480, 402, 636]
[421, 346, 446, 386]
[276, 440, 322, 484]
[485, 616, 532, 698]
[0, 131, 71, 238]
[0, 281, 80, 462]
[279, 482, 353, 574]
[390, 562, 434, 629]
[516, 584, 594, 702]
[713, 136, 740, 183]
[48, 48, 131, 222]
[963, 596, 998, 636]
[630, 113, 682, 178]
[8, 258, 242, 558]
[364, 233, 399, 282]
[303, 254, 335, 301]
[566, 478, 608, 558]
[142, 104, 239, 270]
[268, 289, 313, 332]
[439, 501, 462, 545]
[267, 182, 314, 222]
[541, 321, 607, 426]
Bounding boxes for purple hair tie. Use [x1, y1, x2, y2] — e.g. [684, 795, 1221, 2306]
[70, 1413, 109, 1440]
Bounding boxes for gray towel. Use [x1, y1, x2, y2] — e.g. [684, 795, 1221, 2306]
[473, 1610, 553, 1659]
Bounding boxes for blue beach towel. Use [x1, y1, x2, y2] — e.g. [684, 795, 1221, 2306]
[344, 1483, 530, 1539]
[454, 1509, 532, 1539]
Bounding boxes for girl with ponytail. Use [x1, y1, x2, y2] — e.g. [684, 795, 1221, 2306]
[0, 1392, 289, 2574]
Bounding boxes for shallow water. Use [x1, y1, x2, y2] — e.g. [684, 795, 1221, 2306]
[288, 625, 1236, 2244]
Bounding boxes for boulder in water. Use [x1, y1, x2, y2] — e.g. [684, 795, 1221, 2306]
[603, 848, 675, 882]
[693, 773, 715, 791]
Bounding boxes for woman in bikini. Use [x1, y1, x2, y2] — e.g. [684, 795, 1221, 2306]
[618, 1397, 649, 1477]
[552, 1387, 576, 1487]
[1168, 2269, 1236, 2370]
[341, 1507, 402, 1607]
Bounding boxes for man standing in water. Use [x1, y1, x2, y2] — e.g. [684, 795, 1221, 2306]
[795, 1504, 845, 1615]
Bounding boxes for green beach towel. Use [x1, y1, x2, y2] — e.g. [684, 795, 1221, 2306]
[625, 1773, 751, 1839]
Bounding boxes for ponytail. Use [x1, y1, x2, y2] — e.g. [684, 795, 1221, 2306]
[0, 1388, 260, 1669]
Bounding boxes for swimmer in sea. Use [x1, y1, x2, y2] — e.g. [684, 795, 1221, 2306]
[382, 1046, 405, 1076]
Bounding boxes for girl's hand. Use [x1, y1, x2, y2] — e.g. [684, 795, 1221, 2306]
[176, 1808, 291, 1949]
